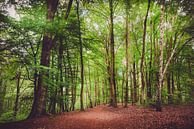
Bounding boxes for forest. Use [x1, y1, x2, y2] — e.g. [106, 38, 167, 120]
[0, 0, 194, 129]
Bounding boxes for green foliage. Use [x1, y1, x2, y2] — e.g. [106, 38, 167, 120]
[0, 0, 193, 122]
[0, 111, 14, 122]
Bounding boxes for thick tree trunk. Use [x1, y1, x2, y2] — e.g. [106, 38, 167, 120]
[29, 0, 59, 118]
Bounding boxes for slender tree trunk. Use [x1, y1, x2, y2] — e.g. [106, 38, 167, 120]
[59, 37, 65, 112]
[121, 69, 125, 106]
[171, 70, 174, 94]
[167, 37, 173, 104]
[130, 71, 134, 105]
[13, 72, 21, 120]
[167, 72, 172, 104]
[97, 76, 101, 105]
[49, 52, 57, 114]
[140, 0, 151, 104]
[85, 73, 88, 108]
[133, 61, 137, 103]
[72, 63, 78, 111]
[109, 0, 117, 107]
[0, 78, 7, 116]
[65, 39, 74, 111]
[147, 19, 153, 99]
[76, 0, 84, 111]
[124, 12, 129, 107]
[156, 0, 165, 112]
[102, 80, 105, 104]
[88, 60, 93, 108]
[94, 79, 97, 106]
[177, 63, 182, 104]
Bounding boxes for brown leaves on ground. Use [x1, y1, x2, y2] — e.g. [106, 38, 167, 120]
[0, 104, 194, 129]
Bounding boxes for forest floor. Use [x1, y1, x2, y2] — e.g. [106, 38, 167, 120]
[0, 104, 194, 129]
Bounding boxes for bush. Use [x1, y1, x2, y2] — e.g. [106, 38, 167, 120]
[0, 111, 14, 123]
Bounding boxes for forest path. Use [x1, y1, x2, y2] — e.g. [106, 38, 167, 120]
[0, 104, 194, 129]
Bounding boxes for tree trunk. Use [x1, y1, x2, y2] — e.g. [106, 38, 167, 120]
[156, 0, 165, 112]
[167, 72, 172, 104]
[124, 12, 129, 107]
[13, 72, 21, 120]
[88, 60, 93, 108]
[72, 63, 78, 111]
[94, 79, 97, 106]
[29, 0, 59, 118]
[147, 19, 153, 99]
[102, 80, 105, 104]
[133, 61, 137, 103]
[0, 79, 6, 116]
[49, 51, 57, 114]
[140, 0, 151, 104]
[121, 69, 125, 106]
[109, 0, 117, 107]
[167, 37, 173, 104]
[59, 37, 65, 112]
[76, 0, 84, 111]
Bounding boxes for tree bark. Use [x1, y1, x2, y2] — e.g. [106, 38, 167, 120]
[0, 79, 6, 116]
[140, 0, 151, 104]
[147, 19, 153, 99]
[76, 0, 84, 111]
[13, 72, 21, 120]
[88, 60, 93, 108]
[124, 12, 129, 107]
[29, 0, 59, 118]
[59, 37, 65, 112]
[132, 61, 137, 103]
[121, 69, 125, 106]
[49, 51, 57, 114]
[109, 0, 117, 107]
[156, 0, 165, 112]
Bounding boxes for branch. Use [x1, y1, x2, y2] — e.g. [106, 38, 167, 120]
[162, 41, 178, 76]
[174, 37, 193, 58]
[64, 0, 73, 20]
[162, 36, 193, 76]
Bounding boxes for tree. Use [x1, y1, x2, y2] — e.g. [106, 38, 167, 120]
[109, 0, 117, 107]
[140, 0, 151, 104]
[76, 0, 85, 111]
[124, 6, 129, 108]
[29, 0, 59, 118]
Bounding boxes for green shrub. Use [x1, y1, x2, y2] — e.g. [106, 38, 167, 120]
[0, 111, 14, 123]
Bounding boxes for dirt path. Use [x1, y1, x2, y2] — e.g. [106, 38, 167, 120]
[0, 104, 194, 129]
